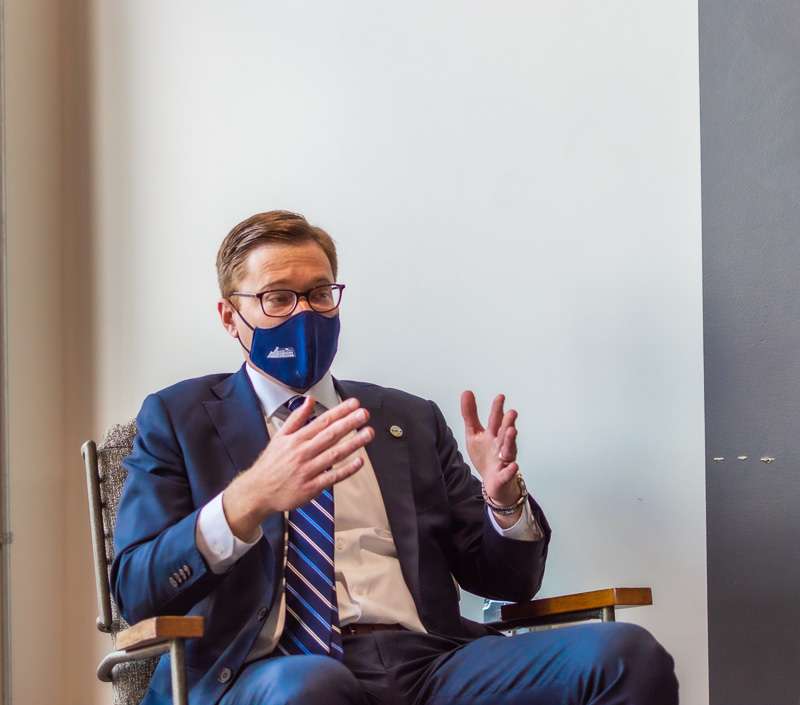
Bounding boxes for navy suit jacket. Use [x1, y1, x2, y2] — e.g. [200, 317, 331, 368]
[111, 365, 551, 705]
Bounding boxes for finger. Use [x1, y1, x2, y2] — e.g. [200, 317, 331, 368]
[279, 396, 317, 434]
[494, 411, 517, 456]
[460, 390, 484, 434]
[302, 408, 371, 459]
[498, 409, 518, 436]
[499, 427, 517, 463]
[495, 462, 519, 486]
[295, 398, 361, 440]
[302, 408, 370, 465]
[487, 394, 505, 436]
[305, 426, 375, 476]
[313, 454, 364, 494]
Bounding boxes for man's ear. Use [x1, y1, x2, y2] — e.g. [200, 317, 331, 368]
[217, 298, 240, 339]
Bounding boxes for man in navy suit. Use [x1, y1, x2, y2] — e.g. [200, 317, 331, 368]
[112, 211, 678, 705]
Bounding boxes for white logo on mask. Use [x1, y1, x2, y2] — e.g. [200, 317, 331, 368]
[267, 346, 296, 359]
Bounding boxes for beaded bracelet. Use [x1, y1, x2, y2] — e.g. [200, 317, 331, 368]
[481, 474, 528, 515]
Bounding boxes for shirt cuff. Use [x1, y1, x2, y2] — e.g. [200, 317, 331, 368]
[486, 500, 544, 542]
[196, 491, 262, 574]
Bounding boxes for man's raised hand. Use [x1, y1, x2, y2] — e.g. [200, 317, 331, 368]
[460, 390, 521, 507]
[223, 396, 374, 542]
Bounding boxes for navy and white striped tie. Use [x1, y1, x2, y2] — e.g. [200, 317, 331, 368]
[276, 395, 343, 659]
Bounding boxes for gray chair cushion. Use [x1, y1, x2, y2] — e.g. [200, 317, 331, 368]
[97, 420, 158, 705]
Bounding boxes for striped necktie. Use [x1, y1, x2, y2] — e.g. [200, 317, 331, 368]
[276, 395, 343, 659]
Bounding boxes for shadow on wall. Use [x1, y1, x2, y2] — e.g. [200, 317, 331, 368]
[61, 0, 102, 702]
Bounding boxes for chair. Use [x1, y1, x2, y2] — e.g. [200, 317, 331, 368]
[83, 423, 203, 705]
[83, 421, 653, 705]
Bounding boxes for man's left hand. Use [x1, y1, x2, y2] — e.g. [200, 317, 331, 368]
[460, 391, 522, 508]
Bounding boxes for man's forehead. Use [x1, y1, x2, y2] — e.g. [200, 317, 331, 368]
[241, 242, 333, 287]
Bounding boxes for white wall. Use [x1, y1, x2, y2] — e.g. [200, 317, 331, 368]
[39, 1, 707, 703]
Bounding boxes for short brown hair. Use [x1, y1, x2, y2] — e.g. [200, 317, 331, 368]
[216, 210, 338, 297]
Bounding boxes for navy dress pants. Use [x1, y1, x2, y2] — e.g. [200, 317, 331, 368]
[218, 622, 679, 705]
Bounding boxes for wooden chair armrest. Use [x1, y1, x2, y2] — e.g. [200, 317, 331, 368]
[116, 616, 204, 651]
[492, 587, 653, 630]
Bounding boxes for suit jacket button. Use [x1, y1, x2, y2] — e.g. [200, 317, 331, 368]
[257, 607, 268, 621]
[389, 425, 404, 438]
[218, 667, 232, 684]
[169, 577, 178, 588]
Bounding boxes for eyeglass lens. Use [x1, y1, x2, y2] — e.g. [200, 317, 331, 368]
[261, 284, 342, 316]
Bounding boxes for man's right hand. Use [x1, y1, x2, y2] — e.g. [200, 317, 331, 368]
[222, 397, 374, 542]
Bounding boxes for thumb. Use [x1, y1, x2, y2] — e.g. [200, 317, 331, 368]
[460, 390, 484, 434]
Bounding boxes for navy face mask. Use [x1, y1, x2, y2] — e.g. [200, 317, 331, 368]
[236, 309, 341, 391]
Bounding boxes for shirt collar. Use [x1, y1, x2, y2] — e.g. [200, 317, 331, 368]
[244, 363, 340, 419]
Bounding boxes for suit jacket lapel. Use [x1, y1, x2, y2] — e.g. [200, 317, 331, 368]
[203, 364, 284, 573]
[335, 379, 422, 608]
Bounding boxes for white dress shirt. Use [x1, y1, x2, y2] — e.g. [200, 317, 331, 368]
[195, 364, 542, 661]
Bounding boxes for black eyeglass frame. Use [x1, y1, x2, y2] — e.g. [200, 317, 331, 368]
[230, 283, 346, 318]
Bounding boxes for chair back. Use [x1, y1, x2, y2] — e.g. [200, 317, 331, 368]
[83, 421, 156, 705]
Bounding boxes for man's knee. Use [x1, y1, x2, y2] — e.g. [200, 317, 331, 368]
[230, 655, 365, 705]
[280, 656, 364, 705]
[586, 623, 678, 703]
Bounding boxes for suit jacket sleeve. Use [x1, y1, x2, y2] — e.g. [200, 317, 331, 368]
[429, 400, 552, 603]
[110, 393, 226, 625]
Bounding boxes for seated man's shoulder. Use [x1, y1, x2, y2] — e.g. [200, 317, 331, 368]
[142, 370, 237, 416]
[156, 371, 232, 400]
[337, 378, 435, 414]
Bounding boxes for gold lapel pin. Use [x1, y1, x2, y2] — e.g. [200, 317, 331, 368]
[389, 425, 404, 439]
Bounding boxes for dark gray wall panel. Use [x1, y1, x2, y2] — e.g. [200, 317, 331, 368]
[700, 1, 800, 704]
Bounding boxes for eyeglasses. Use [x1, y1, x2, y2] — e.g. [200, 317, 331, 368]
[231, 283, 345, 318]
